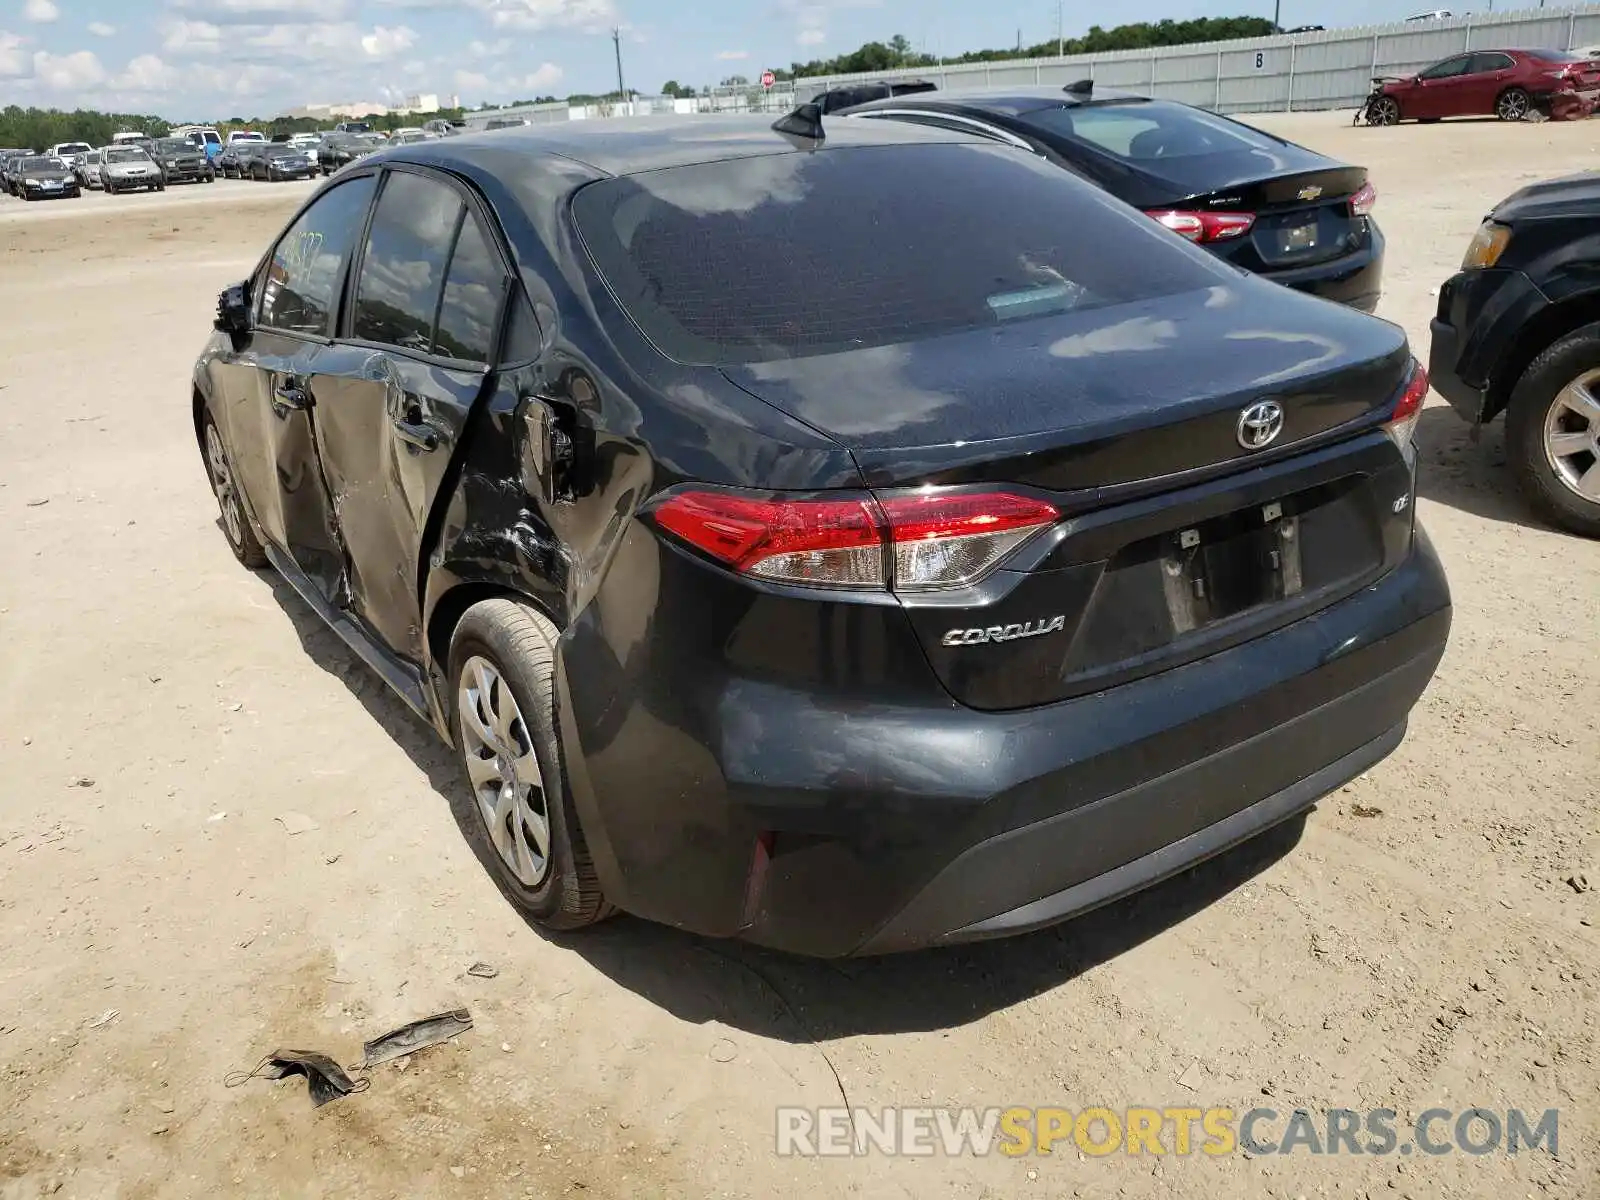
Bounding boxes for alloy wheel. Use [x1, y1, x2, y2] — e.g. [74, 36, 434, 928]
[1543, 368, 1600, 503]
[1370, 97, 1400, 126]
[204, 423, 245, 547]
[457, 655, 551, 887]
[1497, 90, 1530, 121]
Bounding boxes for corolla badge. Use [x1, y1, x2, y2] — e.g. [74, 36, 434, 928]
[941, 616, 1066, 647]
[1236, 400, 1285, 450]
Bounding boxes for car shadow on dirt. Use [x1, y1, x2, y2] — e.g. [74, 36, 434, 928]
[256, 559, 1308, 1041]
[1414, 404, 1545, 531]
[553, 817, 1307, 1042]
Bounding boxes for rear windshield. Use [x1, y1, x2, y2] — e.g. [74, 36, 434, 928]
[1020, 100, 1285, 162]
[573, 142, 1219, 364]
[1530, 49, 1591, 63]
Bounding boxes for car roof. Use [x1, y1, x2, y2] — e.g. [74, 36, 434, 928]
[391, 112, 993, 178]
[840, 85, 1150, 117]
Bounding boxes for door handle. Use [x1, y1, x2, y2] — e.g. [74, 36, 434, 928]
[391, 404, 439, 452]
[272, 381, 309, 412]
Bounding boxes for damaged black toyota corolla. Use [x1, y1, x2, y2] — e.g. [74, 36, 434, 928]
[193, 113, 1451, 956]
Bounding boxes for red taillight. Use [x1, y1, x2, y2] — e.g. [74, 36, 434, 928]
[1384, 359, 1429, 453]
[651, 489, 1060, 592]
[1146, 209, 1256, 243]
[1350, 181, 1377, 217]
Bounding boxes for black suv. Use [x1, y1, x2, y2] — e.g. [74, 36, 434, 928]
[1430, 172, 1600, 536]
[194, 116, 1449, 956]
[150, 136, 215, 184]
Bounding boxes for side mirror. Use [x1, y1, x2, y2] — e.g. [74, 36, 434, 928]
[214, 282, 251, 343]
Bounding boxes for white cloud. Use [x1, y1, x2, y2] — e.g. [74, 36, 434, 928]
[475, 0, 614, 33]
[0, 31, 27, 77]
[32, 48, 106, 90]
[23, 0, 59, 23]
[797, 28, 825, 46]
[518, 61, 562, 91]
[360, 24, 416, 57]
[169, 0, 350, 19]
[454, 68, 491, 94]
[467, 36, 510, 58]
[87, 21, 115, 36]
[112, 53, 181, 92]
[401, 59, 426, 76]
[162, 19, 223, 54]
[716, 49, 748, 61]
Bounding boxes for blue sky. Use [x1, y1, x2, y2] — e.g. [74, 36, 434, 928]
[2, 0, 1454, 118]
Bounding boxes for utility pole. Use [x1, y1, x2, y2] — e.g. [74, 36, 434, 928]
[1057, 0, 1064, 55]
[611, 27, 628, 115]
[1273, 0, 1281, 32]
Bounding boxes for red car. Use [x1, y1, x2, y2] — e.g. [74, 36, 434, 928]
[1367, 48, 1600, 124]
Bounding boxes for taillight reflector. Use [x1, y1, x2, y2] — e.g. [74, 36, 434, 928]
[1145, 209, 1256, 243]
[1350, 181, 1377, 217]
[1384, 359, 1429, 453]
[651, 489, 1060, 592]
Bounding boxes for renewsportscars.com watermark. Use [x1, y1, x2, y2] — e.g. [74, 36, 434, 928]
[776, 1106, 1560, 1158]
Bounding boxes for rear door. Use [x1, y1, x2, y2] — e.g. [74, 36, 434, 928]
[216, 174, 378, 600]
[1467, 52, 1517, 112]
[305, 167, 510, 665]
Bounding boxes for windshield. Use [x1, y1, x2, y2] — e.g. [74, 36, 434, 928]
[233, 133, 265, 142]
[573, 142, 1219, 364]
[1019, 100, 1286, 162]
[105, 148, 150, 163]
[58, 143, 90, 154]
[19, 157, 57, 170]
[154, 139, 193, 153]
[265, 145, 302, 156]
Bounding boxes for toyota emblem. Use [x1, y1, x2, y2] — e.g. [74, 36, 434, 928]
[1237, 400, 1285, 450]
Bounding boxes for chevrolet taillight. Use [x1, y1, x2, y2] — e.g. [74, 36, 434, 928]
[650, 488, 1061, 592]
[1145, 209, 1256, 243]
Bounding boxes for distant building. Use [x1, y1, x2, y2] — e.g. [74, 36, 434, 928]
[404, 93, 440, 113]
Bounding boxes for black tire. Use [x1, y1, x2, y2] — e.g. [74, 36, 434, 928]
[1496, 86, 1532, 122]
[1505, 322, 1600, 538]
[201, 411, 268, 567]
[1369, 96, 1401, 126]
[447, 599, 614, 932]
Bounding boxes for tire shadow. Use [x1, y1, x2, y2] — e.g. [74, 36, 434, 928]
[1414, 404, 1546, 531]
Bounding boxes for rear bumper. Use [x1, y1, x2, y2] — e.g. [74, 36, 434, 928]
[1428, 267, 1547, 424]
[1257, 222, 1385, 312]
[560, 527, 1451, 957]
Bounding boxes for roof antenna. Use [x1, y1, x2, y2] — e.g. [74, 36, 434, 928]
[772, 101, 825, 142]
[1063, 78, 1093, 96]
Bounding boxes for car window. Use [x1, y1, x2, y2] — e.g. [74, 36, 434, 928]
[259, 176, 378, 337]
[1529, 49, 1589, 64]
[433, 214, 506, 362]
[1469, 53, 1515, 72]
[1418, 55, 1473, 79]
[352, 172, 462, 354]
[1019, 101, 1281, 161]
[573, 142, 1222, 364]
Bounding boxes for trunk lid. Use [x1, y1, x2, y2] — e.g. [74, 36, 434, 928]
[724, 283, 1417, 711]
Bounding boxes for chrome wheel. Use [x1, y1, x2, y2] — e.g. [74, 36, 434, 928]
[457, 655, 550, 887]
[1543, 369, 1600, 502]
[1370, 97, 1400, 126]
[1496, 89, 1530, 121]
[205, 423, 244, 547]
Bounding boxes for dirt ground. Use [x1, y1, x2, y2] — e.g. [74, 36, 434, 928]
[0, 114, 1596, 1200]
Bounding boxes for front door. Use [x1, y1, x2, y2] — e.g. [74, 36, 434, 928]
[1411, 54, 1476, 118]
[305, 168, 507, 665]
[229, 174, 379, 600]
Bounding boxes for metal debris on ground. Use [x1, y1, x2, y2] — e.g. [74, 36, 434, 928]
[466, 962, 498, 979]
[1350, 803, 1384, 818]
[87, 1009, 119, 1029]
[224, 1050, 370, 1108]
[360, 1009, 473, 1069]
[274, 812, 319, 835]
